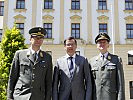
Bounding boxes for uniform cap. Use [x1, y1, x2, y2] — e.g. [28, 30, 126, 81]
[95, 33, 110, 43]
[29, 27, 47, 37]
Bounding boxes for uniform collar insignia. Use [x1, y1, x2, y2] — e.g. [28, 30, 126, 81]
[40, 51, 43, 58]
[108, 55, 111, 60]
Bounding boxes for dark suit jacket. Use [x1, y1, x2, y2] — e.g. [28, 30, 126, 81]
[7, 49, 52, 100]
[89, 53, 125, 100]
[52, 54, 92, 100]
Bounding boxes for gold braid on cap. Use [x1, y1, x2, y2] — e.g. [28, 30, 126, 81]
[31, 32, 44, 36]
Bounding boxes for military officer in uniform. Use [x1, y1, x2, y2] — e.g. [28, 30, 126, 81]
[7, 27, 52, 100]
[89, 33, 125, 100]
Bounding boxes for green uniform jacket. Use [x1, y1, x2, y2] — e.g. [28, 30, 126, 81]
[89, 53, 125, 100]
[7, 49, 52, 100]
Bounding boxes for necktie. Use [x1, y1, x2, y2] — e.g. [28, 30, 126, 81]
[69, 57, 74, 80]
[102, 55, 104, 60]
[34, 52, 37, 62]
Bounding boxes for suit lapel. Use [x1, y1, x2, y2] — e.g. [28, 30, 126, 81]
[72, 55, 80, 80]
[102, 53, 111, 66]
[70, 54, 83, 82]
[61, 56, 71, 79]
[27, 49, 34, 64]
[34, 50, 44, 65]
[95, 55, 103, 67]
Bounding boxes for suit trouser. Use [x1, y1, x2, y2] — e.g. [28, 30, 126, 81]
[68, 91, 72, 100]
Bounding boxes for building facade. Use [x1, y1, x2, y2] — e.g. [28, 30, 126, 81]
[1, 0, 133, 99]
[0, 0, 4, 42]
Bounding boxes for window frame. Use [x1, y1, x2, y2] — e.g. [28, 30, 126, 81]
[126, 24, 133, 39]
[0, 1, 4, 16]
[98, 0, 107, 10]
[44, 0, 53, 9]
[0, 29, 2, 42]
[130, 81, 133, 99]
[125, 0, 133, 10]
[71, 23, 80, 39]
[128, 54, 133, 65]
[43, 23, 52, 39]
[75, 51, 80, 55]
[71, 0, 80, 10]
[99, 23, 108, 33]
[16, 0, 25, 9]
[16, 23, 24, 35]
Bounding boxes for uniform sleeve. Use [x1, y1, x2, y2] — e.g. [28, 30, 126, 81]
[117, 57, 125, 100]
[45, 55, 53, 100]
[52, 60, 60, 100]
[84, 58, 92, 100]
[7, 51, 20, 99]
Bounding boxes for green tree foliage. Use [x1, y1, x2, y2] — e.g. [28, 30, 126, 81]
[0, 26, 27, 100]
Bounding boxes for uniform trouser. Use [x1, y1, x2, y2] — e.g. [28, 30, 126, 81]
[68, 91, 72, 100]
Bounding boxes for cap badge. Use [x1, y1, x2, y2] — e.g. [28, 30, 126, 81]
[39, 28, 41, 31]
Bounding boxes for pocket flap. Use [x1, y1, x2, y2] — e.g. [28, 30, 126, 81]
[106, 66, 116, 70]
[92, 67, 99, 71]
[107, 63, 116, 66]
[20, 62, 30, 66]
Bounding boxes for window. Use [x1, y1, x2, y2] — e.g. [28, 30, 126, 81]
[75, 51, 80, 55]
[16, 23, 24, 34]
[0, 1, 4, 16]
[125, 0, 133, 10]
[44, 0, 53, 9]
[46, 51, 52, 56]
[128, 54, 133, 65]
[16, 0, 25, 9]
[71, 0, 80, 10]
[99, 23, 107, 33]
[44, 23, 52, 38]
[130, 81, 133, 99]
[98, 0, 107, 10]
[71, 23, 80, 39]
[0, 29, 2, 42]
[126, 24, 133, 39]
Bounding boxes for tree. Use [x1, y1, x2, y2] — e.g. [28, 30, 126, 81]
[0, 25, 27, 100]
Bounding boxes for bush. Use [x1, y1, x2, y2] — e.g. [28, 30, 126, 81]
[0, 26, 27, 100]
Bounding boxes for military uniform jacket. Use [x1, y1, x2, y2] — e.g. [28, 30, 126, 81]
[52, 54, 92, 100]
[7, 49, 52, 100]
[89, 53, 125, 100]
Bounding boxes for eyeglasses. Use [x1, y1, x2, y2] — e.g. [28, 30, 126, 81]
[65, 43, 76, 46]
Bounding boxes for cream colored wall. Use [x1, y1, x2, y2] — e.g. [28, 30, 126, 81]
[2, 0, 133, 99]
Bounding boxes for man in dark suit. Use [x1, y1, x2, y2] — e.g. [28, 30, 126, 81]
[52, 36, 92, 100]
[7, 27, 52, 100]
[89, 33, 125, 100]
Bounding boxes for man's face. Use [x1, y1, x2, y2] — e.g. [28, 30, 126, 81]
[97, 39, 109, 53]
[30, 36, 44, 47]
[64, 39, 77, 56]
